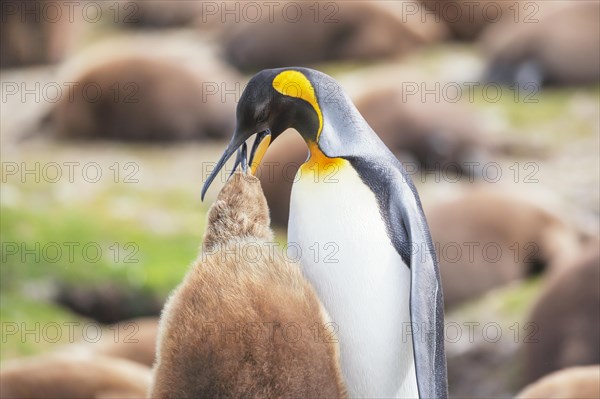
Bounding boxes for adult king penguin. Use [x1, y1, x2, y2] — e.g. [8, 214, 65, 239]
[202, 68, 447, 398]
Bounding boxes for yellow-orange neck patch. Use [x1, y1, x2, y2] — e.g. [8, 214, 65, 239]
[300, 142, 347, 181]
[272, 70, 323, 138]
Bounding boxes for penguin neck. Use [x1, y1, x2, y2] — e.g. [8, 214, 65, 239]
[317, 95, 389, 162]
[295, 68, 394, 176]
[300, 141, 348, 179]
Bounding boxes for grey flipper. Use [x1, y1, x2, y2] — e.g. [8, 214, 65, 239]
[350, 156, 448, 399]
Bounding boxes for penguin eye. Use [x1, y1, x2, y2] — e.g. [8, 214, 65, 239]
[256, 107, 269, 123]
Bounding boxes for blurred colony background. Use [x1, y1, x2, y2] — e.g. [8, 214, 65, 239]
[0, 0, 599, 397]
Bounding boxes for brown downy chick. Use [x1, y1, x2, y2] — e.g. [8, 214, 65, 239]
[201, 174, 273, 253]
[0, 352, 151, 399]
[522, 242, 600, 384]
[517, 365, 600, 399]
[150, 161, 346, 398]
[65, 317, 159, 368]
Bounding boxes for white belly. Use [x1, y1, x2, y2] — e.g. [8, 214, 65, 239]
[289, 162, 419, 398]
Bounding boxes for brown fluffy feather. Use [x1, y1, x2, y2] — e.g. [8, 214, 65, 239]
[150, 173, 346, 398]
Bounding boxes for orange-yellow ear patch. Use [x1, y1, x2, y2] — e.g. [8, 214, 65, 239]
[272, 70, 323, 137]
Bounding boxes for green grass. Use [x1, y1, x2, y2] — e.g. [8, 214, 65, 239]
[497, 277, 544, 317]
[0, 293, 88, 361]
[472, 84, 600, 140]
[1, 187, 204, 295]
[1, 177, 207, 360]
[446, 277, 545, 327]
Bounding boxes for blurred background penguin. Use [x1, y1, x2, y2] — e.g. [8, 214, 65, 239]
[1, 1, 598, 398]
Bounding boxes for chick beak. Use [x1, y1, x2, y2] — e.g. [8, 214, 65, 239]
[229, 142, 249, 177]
[201, 129, 271, 201]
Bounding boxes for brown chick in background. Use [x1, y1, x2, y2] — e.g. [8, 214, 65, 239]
[425, 188, 585, 309]
[517, 365, 600, 399]
[150, 166, 346, 398]
[481, 1, 600, 87]
[0, 0, 81, 68]
[0, 352, 151, 399]
[221, 1, 433, 72]
[46, 56, 234, 142]
[522, 241, 600, 385]
[65, 317, 159, 368]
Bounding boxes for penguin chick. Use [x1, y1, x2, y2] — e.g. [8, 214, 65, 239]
[355, 88, 492, 176]
[0, 352, 151, 399]
[115, 0, 203, 29]
[46, 56, 234, 141]
[54, 283, 162, 324]
[481, 2, 600, 87]
[201, 173, 273, 252]
[150, 171, 346, 398]
[420, 0, 520, 40]
[522, 241, 600, 384]
[517, 365, 600, 399]
[426, 188, 585, 309]
[67, 317, 159, 368]
[221, 1, 429, 72]
[0, 0, 82, 68]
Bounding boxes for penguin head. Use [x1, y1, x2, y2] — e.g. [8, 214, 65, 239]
[238, 69, 322, 141]
[202, 68, 328, 199]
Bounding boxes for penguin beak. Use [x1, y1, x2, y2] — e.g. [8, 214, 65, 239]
[248, 130, 272, 175]
[201, 129, 271, 201]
